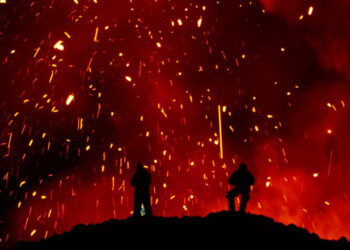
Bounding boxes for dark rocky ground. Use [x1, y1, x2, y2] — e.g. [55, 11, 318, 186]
[13, 211, 349, 250]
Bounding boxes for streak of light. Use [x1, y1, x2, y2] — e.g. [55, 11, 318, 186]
[33, 47, 40, 58]
[77, 117, 83, 130]
[4, 132, 12, 157]
[94, 27, 99, 42]
[308, 6, 314, 16]
[66, 94, 74, 106]
[328, 149, 333, 176]
[64, 32, 71, 39]
[218, 105, 223, 159]
[30, 230, 36, 237]
[197, 17, 202, 28]
[161, 108, 168, 118]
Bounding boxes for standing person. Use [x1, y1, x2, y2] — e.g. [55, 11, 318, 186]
[226, 163, 255, 213]
[131, 162, 153, 217]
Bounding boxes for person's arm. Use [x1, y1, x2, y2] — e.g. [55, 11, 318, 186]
[228, 172, 236, 185]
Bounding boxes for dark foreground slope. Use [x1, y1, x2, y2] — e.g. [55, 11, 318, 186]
[14, 211, 349, 250]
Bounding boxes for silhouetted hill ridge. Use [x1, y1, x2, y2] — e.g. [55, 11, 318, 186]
[13, 211, 350, 249]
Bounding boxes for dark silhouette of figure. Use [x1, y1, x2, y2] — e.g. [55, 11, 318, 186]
[131, 162, 153, 217]
[227, 163, 255, 213]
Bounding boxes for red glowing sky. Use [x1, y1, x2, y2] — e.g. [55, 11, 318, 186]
[0, 0, 349, 247]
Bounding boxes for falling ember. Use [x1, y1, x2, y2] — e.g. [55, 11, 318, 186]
[53, 40, 64, 51]
[94, 27, 99, 43]
[156, 42, 162, 48]
[197, 17, 203, 28]
[64, 32, 71, 39]
[66, 94, 74, 106]
[30, 230, 37, 237]
[308, 6, 314, 16]
[125, 76, 132, 82]
[327, 129, 333, 135]
[218, 105, 223, 159]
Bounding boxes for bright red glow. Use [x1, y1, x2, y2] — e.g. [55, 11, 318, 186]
[1, 0, 349, 248]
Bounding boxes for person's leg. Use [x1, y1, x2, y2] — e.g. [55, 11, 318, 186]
[134, 193, 142, 217]
[227, 188, 240, 212]
[239, 191, 250, 213]
[142, 193, 153, 216]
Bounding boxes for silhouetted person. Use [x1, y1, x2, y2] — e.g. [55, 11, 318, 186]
[227, 163, 255, 213]
[131, 162, 153, 217]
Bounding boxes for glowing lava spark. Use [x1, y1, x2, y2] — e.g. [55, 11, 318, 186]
[66, 94, 75, 106]
[218, 105, 223, 159]
[53, 40, 64, 51]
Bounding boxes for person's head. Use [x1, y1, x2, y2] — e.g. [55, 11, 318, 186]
[137, 162, 143, 171]
[238, 163, 247, 171]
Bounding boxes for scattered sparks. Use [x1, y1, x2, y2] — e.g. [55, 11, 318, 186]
[1, 0, 349, 246]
